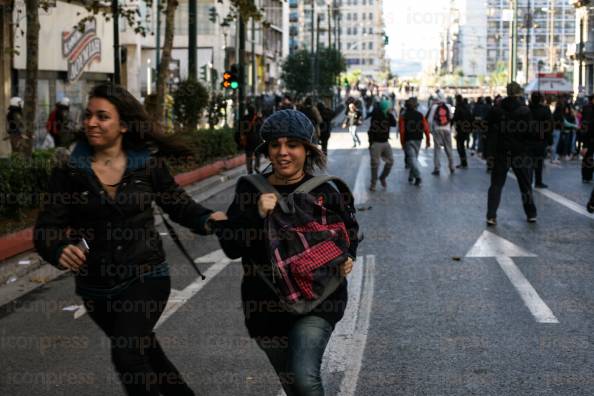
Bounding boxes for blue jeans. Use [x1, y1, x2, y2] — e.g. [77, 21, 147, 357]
[256, 315, 333, 396]
[551, 129, 561, 161]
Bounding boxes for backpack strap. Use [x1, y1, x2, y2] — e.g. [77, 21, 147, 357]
[293, 175, 355, 210]
[240, 174, 290, 213]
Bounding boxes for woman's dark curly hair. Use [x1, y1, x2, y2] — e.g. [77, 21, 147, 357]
[86, 83, 191, 157]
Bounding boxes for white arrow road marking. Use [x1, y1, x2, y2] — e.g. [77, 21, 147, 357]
[277, 255, 376, 396]
[353, 155, 370, 205]
[466, 231, 559, 324]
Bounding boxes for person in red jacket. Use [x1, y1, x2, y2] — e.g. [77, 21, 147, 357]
[46, 97, 71, 147]
[400, 97, 431, 185]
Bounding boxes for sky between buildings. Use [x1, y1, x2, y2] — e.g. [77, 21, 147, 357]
[383, 1, 449, 78]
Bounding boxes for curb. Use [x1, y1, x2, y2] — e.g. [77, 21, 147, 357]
[0, 154, 246, 262]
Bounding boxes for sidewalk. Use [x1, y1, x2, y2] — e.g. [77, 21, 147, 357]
[0, 158, 263, 308]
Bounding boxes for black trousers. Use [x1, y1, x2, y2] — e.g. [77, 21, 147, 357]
[456, 133, 469, 166]
[83, 277, 194, 396]
[487, 153, 537, 219]
[582, 147, 594, 182]
[531, 143, 547, 185]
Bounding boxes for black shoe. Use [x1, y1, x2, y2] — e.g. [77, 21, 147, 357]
[535, 183, 548, 188]
[369, 184, 376, 192]
[456, 164, 468, 169]
[432, 170, 440, 176]
[380, 178, 387, 188]
[408, 177, 414, 183]
[414, 178, 422, 186]
[486, 218, 497, 226]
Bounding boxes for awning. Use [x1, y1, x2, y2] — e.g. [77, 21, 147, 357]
[524, 73, 574, 94]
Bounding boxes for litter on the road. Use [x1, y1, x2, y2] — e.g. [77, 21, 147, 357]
[452, 256, 462, 261]
[159, 232, 168, 236]
[18, 260, 31, 265]
[6, 276, 17, 284]
[62, 305, 80, 312]
[357, 206, 373, 211]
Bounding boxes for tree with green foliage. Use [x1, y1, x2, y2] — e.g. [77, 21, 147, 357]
[171, 79, 209, 130]
[317, 47, 346, 96]
[281, 50, 313, 96]
[282, 48, 346, 97]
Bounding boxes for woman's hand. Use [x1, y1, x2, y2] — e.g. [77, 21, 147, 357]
[209, 211, 228, 221]
[258, 193, 278, 218]
[58, 245, 87, 272]
[340, 257, 354, 277]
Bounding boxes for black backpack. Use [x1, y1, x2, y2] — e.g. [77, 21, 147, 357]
[242, 174, 355, 314]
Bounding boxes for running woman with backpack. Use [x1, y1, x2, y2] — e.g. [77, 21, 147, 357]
[216, 109, 360, 396]
[427, 91, 455, 175]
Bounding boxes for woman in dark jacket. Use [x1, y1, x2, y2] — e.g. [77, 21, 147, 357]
[216, 110, 359, 395]
[33, 84, 227, 396]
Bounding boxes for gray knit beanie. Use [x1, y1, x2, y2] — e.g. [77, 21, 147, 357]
[259, 109, 315, 143]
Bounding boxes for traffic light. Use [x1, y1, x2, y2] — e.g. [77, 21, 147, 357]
[209, 7, 217, 23]
[222, 66, 239, 90]
[200, 64, 208, 81]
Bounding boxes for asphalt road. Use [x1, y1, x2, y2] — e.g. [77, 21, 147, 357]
[1, 123, 594, 395]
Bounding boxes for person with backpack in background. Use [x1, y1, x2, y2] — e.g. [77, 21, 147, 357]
[317, 101, 334, 156]
[238, 104, 264, 174]
[486, 82, 538, 226]
[581, 95, 594, 183]
[529, 92, 554, 188]
[400, 97, 431, 186]
[34, 84, 228, 396]
[453, 94, 473, 169]
[427, 91, 455, 175]
[368, 98, 397, 191]
[342, 101, 363, 147]
[216, 109, 359, 396]
[47, 97, 72, 147]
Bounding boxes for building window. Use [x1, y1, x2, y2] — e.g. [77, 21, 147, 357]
[353, 13, 357, 21]
[368, 0, 373, 4]
[362, 0, 366, 4]
[368, 42, 373, 50]
[347, 13, 351, 21]
[353, 0, 357, 4]
[353, 27, 357, 35]
[362, 13, 366, 20]
[369, 12, 373, 21]
[361, 42, 365, 50]
[347, 27, 352, 35]
[369, 27, 373, 34]
[362, 27, 366, 34]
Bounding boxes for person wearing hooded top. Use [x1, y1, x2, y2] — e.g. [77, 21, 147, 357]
[215, 109, 359, 395]
[486, 82, 538, 226]
[367, 98, 397, 191]
[399, 97, 431, 186]
[34, 84, 227, 396]
[427, 90, 455, 175]
[6, 97, 24, 153]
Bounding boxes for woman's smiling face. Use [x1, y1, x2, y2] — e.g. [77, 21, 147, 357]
[268, 137, 307, 178]
[83, 98, 127, 149]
